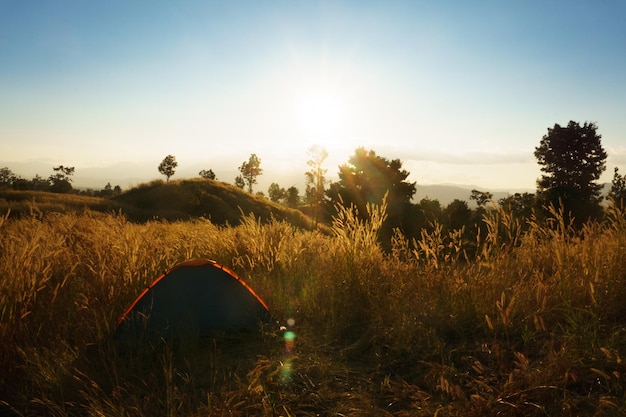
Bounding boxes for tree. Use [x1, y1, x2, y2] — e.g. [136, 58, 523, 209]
[609, 167, 626, 208]
[158, 155, 178, 182]
[0, 167, 15, 188]
[286, 186, 300, 208]
[101, 182, 114, 197]
[31, 174, 50, 191]
[416, 197, 444, 231]
[469, 189, 494, 238]
[327, 148, 415, 209]
[326, 147, 416, 240]
[445, 199, 471, 231]
[470, 189, 493, 208]
[234, 175, 245, 189]
[199, 169, 216, 180]
[534, 121, 607, 224]
[11, 176, 30, 190]
[96, 182, 121, 198]
[268, 182, 287, 203]
[49, 165, 75, 193]
[305, 145, 328, 226]
[238, 154, 263, 193]
[498, 192, 536, 222]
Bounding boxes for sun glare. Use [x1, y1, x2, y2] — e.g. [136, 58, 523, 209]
[294, 89, 345, 146]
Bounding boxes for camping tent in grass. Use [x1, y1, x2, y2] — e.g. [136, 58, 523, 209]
[114, 259, 273, 339]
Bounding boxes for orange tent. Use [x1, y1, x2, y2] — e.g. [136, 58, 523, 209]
[115, 259, 272, 339]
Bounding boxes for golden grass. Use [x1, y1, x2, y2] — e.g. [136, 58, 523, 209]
[1, 202, 626, 416]
[0, 189, 119, 217]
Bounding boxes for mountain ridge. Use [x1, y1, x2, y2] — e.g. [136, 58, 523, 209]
[414, 184, 534, 206]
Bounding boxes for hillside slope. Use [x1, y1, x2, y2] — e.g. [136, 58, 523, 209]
[1, 179, 317, 229]
[113, 178, 316, 228]
[0, 189, 119, 216]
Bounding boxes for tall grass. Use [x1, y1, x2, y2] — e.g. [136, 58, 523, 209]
[1, 202, 626, 416]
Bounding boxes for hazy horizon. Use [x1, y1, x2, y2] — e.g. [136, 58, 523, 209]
[0, 156, 538, 194]
[2, 1, 625, 191]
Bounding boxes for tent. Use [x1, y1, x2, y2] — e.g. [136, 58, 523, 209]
[114, 259, 273, 339]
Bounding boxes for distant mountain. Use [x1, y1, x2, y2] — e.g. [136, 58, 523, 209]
[414, 183, 616, 207]
[414, 184, 534, 207]
[0, 160, 156, 190]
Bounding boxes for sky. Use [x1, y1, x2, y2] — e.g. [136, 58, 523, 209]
[1, 0, 626, 193]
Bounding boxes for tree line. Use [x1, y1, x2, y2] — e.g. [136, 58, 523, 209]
[0, 165, 122, 197]
[160, 120, 625, 228]
[3, 120, 626, 238]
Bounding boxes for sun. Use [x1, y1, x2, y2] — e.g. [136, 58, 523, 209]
[294, 88, 346, 146]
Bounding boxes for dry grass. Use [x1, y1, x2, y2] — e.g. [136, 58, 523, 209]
[0, 189, 119, 217]
[1, 201, 626, 416]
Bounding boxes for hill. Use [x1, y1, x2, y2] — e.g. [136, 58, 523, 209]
[0, 179, 317, 229]
[113, 178, 316, 228]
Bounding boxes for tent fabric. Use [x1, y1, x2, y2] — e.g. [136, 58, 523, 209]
[115, 259, 272, 339]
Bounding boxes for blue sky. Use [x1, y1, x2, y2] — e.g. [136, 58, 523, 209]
[1, 1, 625, 191]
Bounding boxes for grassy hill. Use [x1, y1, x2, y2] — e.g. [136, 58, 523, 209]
[0, 179, 316, 229]
[113, 178, 315, 228]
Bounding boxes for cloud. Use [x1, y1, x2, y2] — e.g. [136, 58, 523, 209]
[607, 146, 626, 165]
[378, 146, 534, 165]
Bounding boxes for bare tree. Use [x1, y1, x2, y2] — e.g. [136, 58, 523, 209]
[305, 145, 328, 225]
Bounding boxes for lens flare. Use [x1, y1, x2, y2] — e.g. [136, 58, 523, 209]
[280, 358, 293, 383]
[280, 319, 297, 384]
[284, 330, 295, 353]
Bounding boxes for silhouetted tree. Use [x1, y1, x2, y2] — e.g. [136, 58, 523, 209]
[234, 175, 245, 189]
[470, 189, 493, 208]
[498, 192, 536, 223]
[327, 148, 415, 208]
[11, 176, 30, 190]
[418, 197, 444, 228]
[199, 169, 216, 180]
[407, 197, 444, 237]
[49, 165, 75, 193]
[101, 182, 114, 197]
[239, 154, 263, 193]
[305, 145, 328, 226]
[31, 174, 50, 191]
[609, 167, 626, 208]
[326, 147, 416, 242]
[96, 182, 121, 198]
[0, 167, 15, 189]
[268, 182, 287, 203]
[158, 155, 178, 182]
[286, 186, 300, 208]
[445, 199, 471, 231]
[534, 121, 607, 224]
[469, 189, 494, 238]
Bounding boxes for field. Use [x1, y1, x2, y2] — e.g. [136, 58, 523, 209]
[1, 201, 626, 416]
